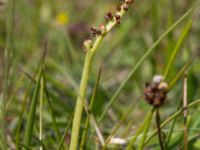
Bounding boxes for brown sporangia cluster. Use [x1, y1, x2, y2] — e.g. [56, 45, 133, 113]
[115, 15, 121, 24]
[144, 75, 168, 108]
[83, 0, 134, 52]
[90, 27, 102, 37]
[105, 12, 114, 22]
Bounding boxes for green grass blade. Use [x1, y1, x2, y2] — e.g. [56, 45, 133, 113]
[98, 7, 194, 122]
[43, 71, 61, 141]
[20, 42, 48, 149]
[23, 68, 42, 147]
[16, 69, 41, 150]
[164, 16, 193, 78]
[166, 100, 182, 146]
[168, 58, 193, 90]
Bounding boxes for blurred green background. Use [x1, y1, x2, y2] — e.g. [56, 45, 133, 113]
[0, 0, 200, 149]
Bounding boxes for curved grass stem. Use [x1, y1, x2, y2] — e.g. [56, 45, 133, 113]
[69, 4, 133, 149]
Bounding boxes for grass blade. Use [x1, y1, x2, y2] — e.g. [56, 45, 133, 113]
[168, 58, 193, 90]
[23, 68, 42, 147]
[43, 71, 62, 142]
[16, 69, 42, 150]
[20, 41, 48, 149]
[164, 16, 193, 78]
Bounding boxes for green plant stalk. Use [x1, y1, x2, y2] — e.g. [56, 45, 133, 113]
[80, 68, 102, 150]
[23, 69, 42, 147]
[99, 7, 194, 123]
[164, 17, 193, 78]
[69, 40, 101, 150]
[69, 6, 129, 150]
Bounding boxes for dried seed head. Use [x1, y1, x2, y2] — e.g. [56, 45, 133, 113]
[83, 39, 92, 52]
[144, 76, 168, 108]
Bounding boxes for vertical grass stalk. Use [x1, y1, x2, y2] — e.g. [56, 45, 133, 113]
[69, 48, 100, 150]
[80, 68, 102, 150]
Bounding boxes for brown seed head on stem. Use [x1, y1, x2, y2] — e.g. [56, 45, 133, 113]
[144, 75, 168, 108]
